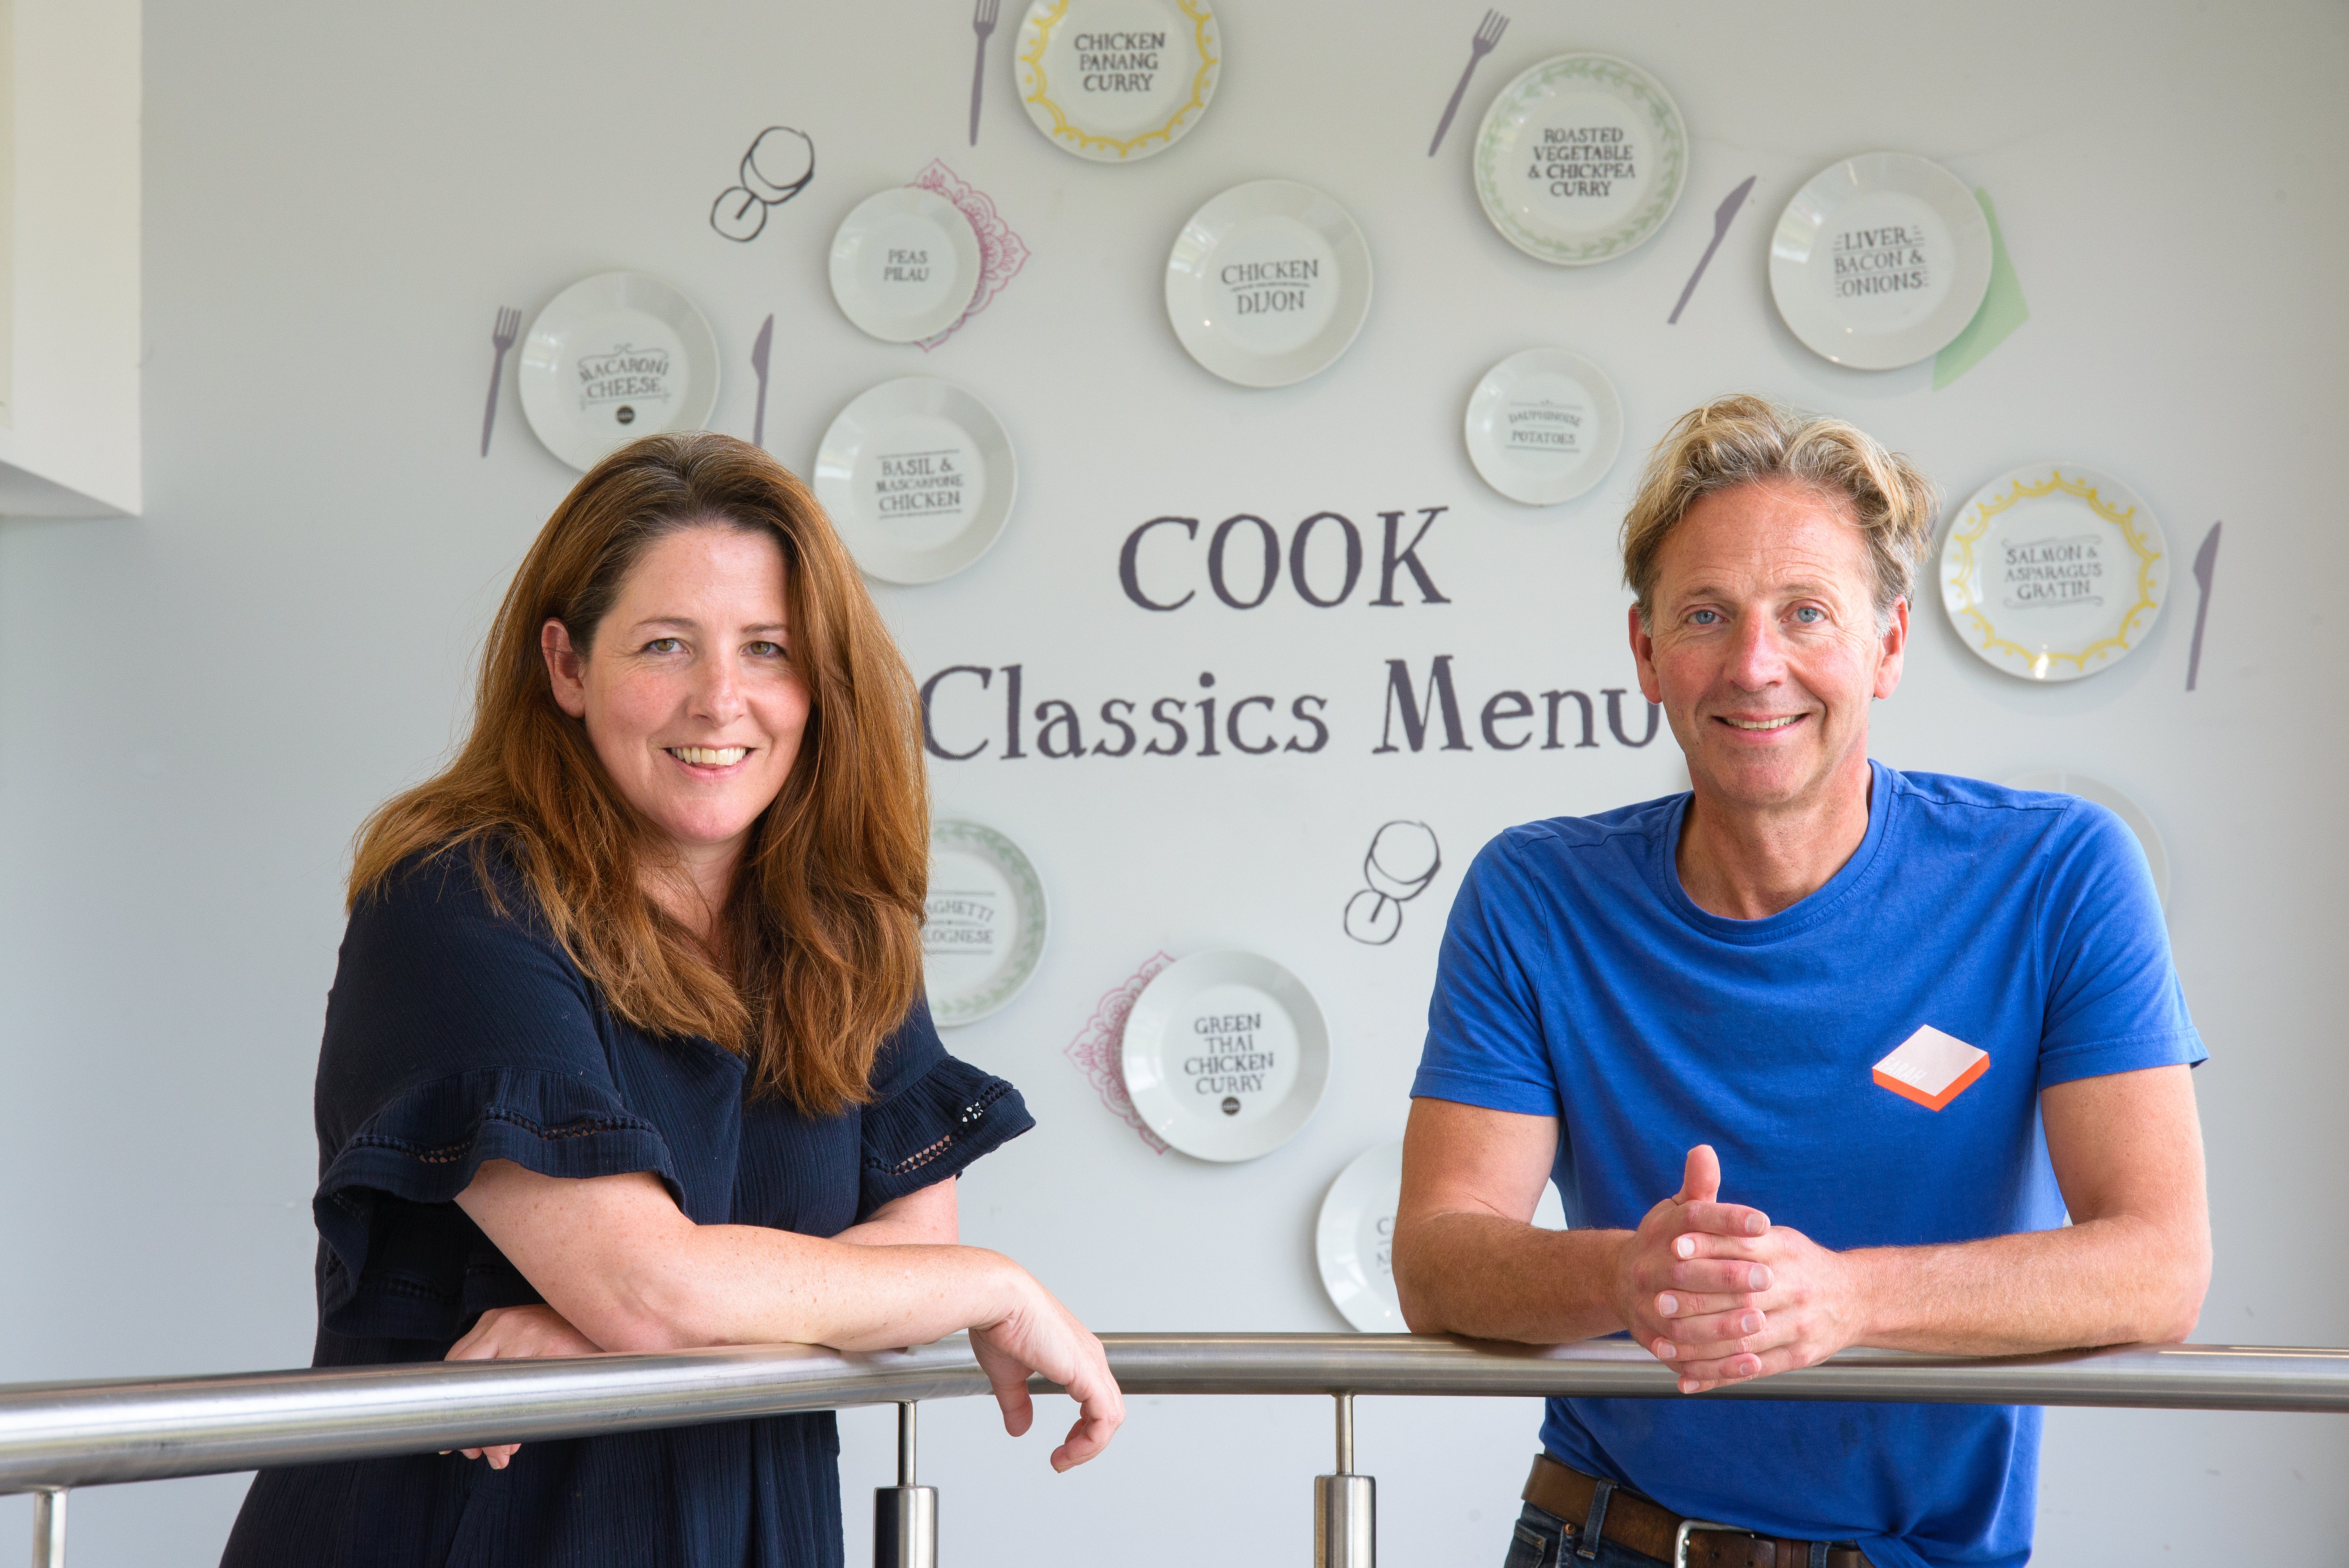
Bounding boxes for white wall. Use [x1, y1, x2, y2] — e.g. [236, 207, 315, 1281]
[0, 0, 142, 515]
[2, 0, 2345, 1561]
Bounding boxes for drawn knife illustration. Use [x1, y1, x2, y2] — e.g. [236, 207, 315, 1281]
[2185, 520, 2221, 691]
[1668, 175, 1756, 325]
[749, 314, 774, 451]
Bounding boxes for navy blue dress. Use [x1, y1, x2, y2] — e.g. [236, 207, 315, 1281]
[220, 847, 1034, 1568]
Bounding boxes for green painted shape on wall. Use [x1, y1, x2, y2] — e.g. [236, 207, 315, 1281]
[1934, 190, 2030, 390]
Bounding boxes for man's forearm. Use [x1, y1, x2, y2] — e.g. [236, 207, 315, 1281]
[1395, 1211, 1632, 1343]
[1853, 1210, 2208, 1355]
[1396, 1205, 2206, 1361]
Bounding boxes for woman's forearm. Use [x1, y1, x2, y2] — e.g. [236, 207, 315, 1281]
[455, 1161, 1023, 1354]
[608, 1227, 1025, 1353]
[449, 1162, 1127, 1472]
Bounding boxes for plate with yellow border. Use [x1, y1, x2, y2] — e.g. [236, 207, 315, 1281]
[1015, 0, 1220, 162]
[1940, 463, 2168, 682]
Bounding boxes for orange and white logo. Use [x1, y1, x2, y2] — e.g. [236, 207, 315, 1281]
[1873, 1025, 1990, 1112]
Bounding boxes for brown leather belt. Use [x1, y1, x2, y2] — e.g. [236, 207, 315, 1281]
[1523, 1454, 1871, 1568]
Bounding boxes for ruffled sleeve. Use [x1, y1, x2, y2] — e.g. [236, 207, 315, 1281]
[310, 849, 688, 1341]
[856, 995, 1035, 1219]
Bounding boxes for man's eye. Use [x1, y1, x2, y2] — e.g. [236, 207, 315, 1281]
[1690, 609, 1722, 625]
[645, 637, 684, 654]
[1793, 606, 1825, 624]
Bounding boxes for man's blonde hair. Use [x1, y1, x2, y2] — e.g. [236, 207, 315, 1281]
[1620, 395, 1940, 630]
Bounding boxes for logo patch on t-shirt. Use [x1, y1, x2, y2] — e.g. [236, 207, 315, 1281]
[1873, 1025, 1990, 1111]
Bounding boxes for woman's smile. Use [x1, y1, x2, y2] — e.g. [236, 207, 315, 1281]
[665, 745, 753, 772]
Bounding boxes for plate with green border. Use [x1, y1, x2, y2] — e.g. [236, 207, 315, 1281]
[921, 818, 1048, 1026]
[1472, 53, 1687, 267]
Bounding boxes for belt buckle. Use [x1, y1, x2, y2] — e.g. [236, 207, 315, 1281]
[1672, 1519, 1757, 1568]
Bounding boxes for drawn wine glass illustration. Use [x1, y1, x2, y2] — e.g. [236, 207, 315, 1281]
[1343, 820, 1442, 945]
[711, 126, 815, 242]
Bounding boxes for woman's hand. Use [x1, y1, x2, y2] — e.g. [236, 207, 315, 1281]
[968, 1268, 1125, 1473]
[442, 1303, 604, 1468]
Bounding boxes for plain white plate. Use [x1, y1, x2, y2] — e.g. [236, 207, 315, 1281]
[813, 378, 1016, 585]
[517, 272, 720, 472]
[1316, 1140, 1567, 1332]
[828, 188, 984, 344]
[1014, 0, 1221, 163]
[1463, 348, 1625, 506]
[1769, 151, 1992, 370]
[1471, 53, 1688, 267]
[1941, 462, 2168, 682]
[921, 817, 1049, 1026]
[1164, 180, 1372, 388]
[2004, 772, 2171, 911]
[1122, 950, 1330, 1162]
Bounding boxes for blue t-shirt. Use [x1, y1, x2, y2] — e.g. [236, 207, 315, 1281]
[1412, 763, 2203, 1568]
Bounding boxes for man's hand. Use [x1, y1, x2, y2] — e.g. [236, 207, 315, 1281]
[1625, 1146, 1871, 1394]
[1612, 1145, 1775, 1392]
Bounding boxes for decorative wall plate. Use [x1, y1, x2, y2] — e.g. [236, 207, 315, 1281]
[1015, 0, 1220, 162]
[813, 378, 1016, 585]
[1316, 1140, 1567, 1332]
[1472, 53, 1687, 266]
[922, 817, 1048, 1026]
[516, 273, 720, 472]
[829, 188, 984, 344]
[1941, 463, 2167, 682]
[1121, 950, 1329, 1162]
[1768, 152, 1992, 370]
[2004, 771, 2171, 911]
[1164, 180, 1372, 388]
[1463, 348, 1624, 506]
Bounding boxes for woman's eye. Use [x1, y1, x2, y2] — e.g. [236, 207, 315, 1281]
[645, 637, 684, 654]
[746, 641, 786, 658]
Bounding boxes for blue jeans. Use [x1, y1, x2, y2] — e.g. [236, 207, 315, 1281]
[1501, 1502, 1667, 1568]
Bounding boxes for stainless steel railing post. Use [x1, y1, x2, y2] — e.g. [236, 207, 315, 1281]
[30, 1488, 64, 1568]
[1314, 1393, 1373, 1568]
[873, 1401, 937, 1568]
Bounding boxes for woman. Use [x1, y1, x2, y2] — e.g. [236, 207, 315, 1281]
[222, 432, 1121, 1567]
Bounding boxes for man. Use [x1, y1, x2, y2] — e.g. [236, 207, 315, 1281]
[1393, 396, 2209, 1568]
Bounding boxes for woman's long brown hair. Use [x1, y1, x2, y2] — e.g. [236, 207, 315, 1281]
[350, 431, 929, 1114]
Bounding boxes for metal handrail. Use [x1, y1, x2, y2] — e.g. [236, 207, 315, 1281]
[7, 1334, 2349, 1496]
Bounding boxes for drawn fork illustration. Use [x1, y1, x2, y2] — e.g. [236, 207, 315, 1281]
[480, 306, 520, 458]
[968, 0, 1000, 147]
[1429, 9, 1509, 157]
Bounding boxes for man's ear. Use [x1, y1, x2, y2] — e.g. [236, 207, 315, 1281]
[542, 619, 590, 718]
[1629, 603, 1664, 704]
[1873, 596, 1909, 700]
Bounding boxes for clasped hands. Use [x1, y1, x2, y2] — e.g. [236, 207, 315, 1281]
[1613, 1144, 1866, 1394]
